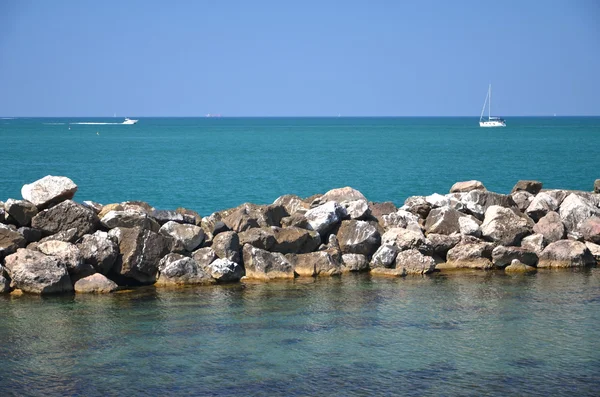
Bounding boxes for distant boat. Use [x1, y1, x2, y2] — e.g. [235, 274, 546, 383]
[479, 84, 506, 127]
[122, 118, 138, 125]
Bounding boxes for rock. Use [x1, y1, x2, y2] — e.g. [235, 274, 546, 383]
[461, 190, 517, 220]
[304, 201, 346, 234]
[450, 180, 486, 193]
[238, 228, 277, 251]
[393, 249, 436, 274]
[459, 216, 482, 237]
[31, 200, 99, 240]
[533, 212, 566, 243]
[77, 231, 119, 275]
[176, 207, 202, 226]
[98, 203, 124, 219]
[578, 216, 600, 244]
[584, 241, 600, 262]
[381, 228, 431, 254]
[0, 265, 10, 293]
[505, 259, 537, 273]
[370, 245, 399, 268]
[525, 192, 559, 222]
[17, 227, 42, 244]
[121, 201, 154, 214]
[427, 233, 461, 259]
[156, 253, 214, 285]
[0, 227, 27, 260]
[37, 240, 91, 277]
[480, 205, 534, 246]
[511, 191, 534, 213]
[425, 193, 464, 210]
[491, 245, 538, 268]
[441, 237, 494, 269]
[21, 175, 77, 209]
[212, 221, 230, 236]
[567, 231, 584, 242]
[150, 209, 186, 225]
[74, 273, 119, 293]
[316, 187, 367, 205]
[4, 199, 38, 227]
[594, 179, 600, 194]
[38, 228, 79, 244]
[559, 193, 600, 233]
[159, 221, 205, 252]
[4, 249, 72, 294]
[280, 213, 310, 229]
[401, 196, 431, 219]
[341, 254, 369, 272]
[111, 227, 171, 284]
[287, 251, 341, 277]
[538, 240, 596, 268]
[382, 209, 420, 230]
[369, 201, 399, 221]
[543, 190, 569, 207]
[511, 180, 543, 195]
[207, 258, 244, 282]
[521, 234, 546, 255]
[425, 207, 466, 235]
[342, 199, 370, 220]
[82, 201, 103, 213]
[273, 194, 310, 216]
[101, 210, 160, 232]
[191, 247, 218, 270]
[222, 203, 287, 232]
[336, 220, 381, 256]
[271, 226, 321, 254]
[242, 244, 294, 280]
[212, 231, 240, 263]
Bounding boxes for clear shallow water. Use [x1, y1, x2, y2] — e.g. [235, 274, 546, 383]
[1, 117, 599, 216]
[1, 270, 599, 396]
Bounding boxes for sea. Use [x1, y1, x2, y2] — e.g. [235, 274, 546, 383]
[1, 117, 599, 396]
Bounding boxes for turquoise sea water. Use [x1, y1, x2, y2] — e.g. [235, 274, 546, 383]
[1, 271, 599, 396]
[1, 117, 599, 215]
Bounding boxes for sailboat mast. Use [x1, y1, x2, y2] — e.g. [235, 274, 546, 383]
[489, 84, 491, 120]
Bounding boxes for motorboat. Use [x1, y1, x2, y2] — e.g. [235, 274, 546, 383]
[122, 118, 138, 125]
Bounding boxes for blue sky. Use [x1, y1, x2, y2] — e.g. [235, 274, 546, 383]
[1, 0, 599, 116]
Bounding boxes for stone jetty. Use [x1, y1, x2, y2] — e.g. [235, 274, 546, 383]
[1, 176, 599, 294]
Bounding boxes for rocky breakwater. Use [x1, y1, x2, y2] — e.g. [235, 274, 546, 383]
[1, 176, 599, 295]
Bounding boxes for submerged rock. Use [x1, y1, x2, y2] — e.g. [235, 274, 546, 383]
[74, 273, 119, 293]
[504, 259, 537, 273]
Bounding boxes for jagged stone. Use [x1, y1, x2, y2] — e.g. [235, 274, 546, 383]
[369, 245, 399, 269]
[273, 194, 310, 216]
[441, 237, 494, 269]
[191, 247, 218, 270]
[567, 231, 584, 242]
[98, 203, 124, 219]
[369, 201, 399, 221]
[222, 203, 287, 232]
[82, 201, 103, 214]
[521, 234, 546, 255]
[559, 193, 600, 233]
[491, 245, 538, 268]
[381, 228, 431, 254]
[150, 209, 186, 225]
[594, 180, 600, 194]
[176, 208, 202, 226]
[0, 227, 27, 260]
[425, 207, 466, 235]
[459, 215, 482, 237]
[0, 265, 10, 293]
[533, 211, 565, 243]
[450, 180, 486, 193]
[480, 205, 534, 246]
[4, 249, 72, 294]
[238, 228, 277, 251]
[21, 175, 77, 209]
[287, 251, 341, 277]
[4, 199, 38, 227]
[304, 201, 346, 234]
[401, 196, 431, 219]
[537, 240, 596, 268]
[393, 249, 436, 274]
[211, 231, 241, 263]
[207, 258, 244, 282]
[38, 228, 79, 244]
[427, 233, 461, 259]
[314, 187, 367, 206]
[584, 241, 600, 262]
[425, 193, 464, 211]
[280, 213, 310, 229]
[526, 192, 559, 222]
[31, 200, 99, 240]
[511, 191, 534, 213]
[342, 199, 370, 220]
[74, 273, 119, 293]
[159, 221, 204, 252]
[156, 253, 214, 285]
[37, 240, 91, 277]
[77, 231, 119, 275]
[271, 227, 321, 254]
[101, 210, 160, 232]
[382, 209, 420, 230]
[511, 180, 543, 195]
[336, 220, 381, 256]
[461, 190, 517, 220]
[341, 254, 369, 272]
[242, 244, 294, 280]
[578, 216, 600, 244]
[17, 227, 42, 244]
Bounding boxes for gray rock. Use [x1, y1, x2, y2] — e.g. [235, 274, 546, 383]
[427, 233, 461, 259]
[450, 180, 486, 193]
[370, 245, 399, 269]
[82, 201, 103, 214]
[159, 221, 205, 252]
[481, 205, 534, 246]
[74, 273, 118, 293]
[0, 227, 27, 260]
[538, 240, 596, 268]
[111, 227, 171, 284]
[4, 199, 38, 227]
[238, 227, 277, 251]
[212, 231, 241, 263]
[21, 175, 77, 209]
[242, 244, 294, 280]
[31, 200, 99, 240]
[0, 265, 10, 293]
[4, 248, 72, 294]
[38, 228, 79, 244]
[578, 216, 600, 244]
[342, 199, 370, 220]
[559, 193, 600, 233]
[521, 234, 546, 255]
[382, 209, 420, 230]
[341, 254, 369, 272]
[505, 259, 537, 273]
[17, 227, 42, 244]
[461, 190, 517, 220]
[533, 211, 566, 243]
[206, 258, 244, 282]
[441, 237, 494, 269]
[401, 196, 431, 219]
[191, 247, 218, 270]
[287, 251, 341, 277]
[37, 240, 91, 277]
[381, 228, 431, 254]
[273, 194, 310, 216]
[491, 245, 538, 268]
[393, 249, 436, 274]
[459, 215, 482, 237]
[222, 203, 287, 232]
[511, 191, 534, 213]
[77, 231, 119, 275]
[369, 201, 400, 221]
[304, 201, 346, 234]
[425, 207, 466, 235]
[425, 193, 464, 210]
[101, 210, 160, 232]
[156, 253, 213, 285]
[175, 208, 202, 226]
[150, 209, 186, 225]
[336, 220, 381, 256]
[511, 180, 543, 195]
[526, 192, 559, 222]
[271, 226, 321, 254]
[584, 241, 600, 262]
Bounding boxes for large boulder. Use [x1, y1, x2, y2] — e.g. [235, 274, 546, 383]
[520, 233, 546, 255]
[176, 208, 202, 226]
[425, 193, 464, 211]
[441, 237, 494, 269]
[559, 193, 600, 233]
[4, 199, 38, 227]
[382, 210, 420, 230]
[393, 249, 436, 275]
[341, 254, 369, 272]
[427, 233, 461, 259]
[458, 216, 482, 237]
[111, 227, 171, 284]
[287, 251, 342, 277]
[370, 245, 399, 269]
[101, 210, 160, 232]
[21, 176, 77, 209]
[273, 194, 310, 216]
[537, 240, 596, 268]
[315, 187, 367, 206]
[31, 200, 99, 239]
[222, 203, 287, 232]
[425, 207, 466, 235]
[150, 210, 187, 226]
[336, 220, 380, 256]
[74, 273, 119, 293]
[381, 228, 431, 254]
[212, 231, 241, 263]
[18, 227, 43, 244]
[526, 192, 559, 222]
[369, 201, 399, 221]
[491, 245, 538, 268]
[511, 191, 534, 213]
[342, 199, 370, 220]
[271, 227, 321, 254]
[461, 190, 517, 220]
[156, 253, 214, 285]
[206, 258, 244, 282]
[0, 227, 27, 260]
[480, 205, 534, 246]
[4, 248, 73, 294]
[304, 201, 346, 234]
[450, 180, 486, 193]
[37, 240, 92, 278]
[159, 221, 204, 253]
[511, 180, 543, 195]
[533, 211, 566, 243]
[242, 244, 294, 280]
[238, 228, 277, 251]
[578, 216, 600, 244]
[401, 196, 431, 219]
[77, 231, 119, 275]
[191, 247, 218, 270]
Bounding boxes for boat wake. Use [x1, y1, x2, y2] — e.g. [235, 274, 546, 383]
[71, 122, 122, 125]
[43, 122, 66, 125]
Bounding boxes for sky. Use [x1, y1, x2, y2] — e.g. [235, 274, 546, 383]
[0, 0, 599, 117]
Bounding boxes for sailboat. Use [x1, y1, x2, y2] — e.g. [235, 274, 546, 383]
[479, 84, 506, 127]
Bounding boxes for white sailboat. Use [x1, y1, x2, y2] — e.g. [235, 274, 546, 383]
[479, 84, 506, 127]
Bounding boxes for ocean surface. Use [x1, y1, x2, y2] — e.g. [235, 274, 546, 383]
[1, 117, 599, 215]
[1, 271, 599, 396]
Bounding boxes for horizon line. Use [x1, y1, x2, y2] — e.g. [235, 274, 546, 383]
[2, 115, 600, 118]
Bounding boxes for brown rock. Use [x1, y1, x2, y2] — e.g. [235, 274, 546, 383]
[336, 220, 381, 256]
[578, 216, 600, 244]
[212, 231, 241, 263]
[242, 244, 294, 280]
[449, 180, 486, 193]
[74, 273, 119, 293]
[533, 211, 566, 243]
[504, 259, 537, 273]
[537, 240, 596, 268]
[511, 180, 543, 195]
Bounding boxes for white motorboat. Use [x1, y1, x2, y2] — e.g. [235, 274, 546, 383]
[479, 84, 506, 127]
[122, 118, 138, 125]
